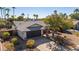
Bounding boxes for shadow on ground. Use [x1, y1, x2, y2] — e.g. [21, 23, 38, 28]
[14, 36, 52, 51]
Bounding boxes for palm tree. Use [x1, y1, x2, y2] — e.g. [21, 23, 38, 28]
[21, 13, 25, 17]
[33, 14, 38, 20]
[21, 13, 25, 21]
[74, 9, 79, 14]
[5, 8, 10, 19]
[3, 7, 6, 20]
[54, 10, 57, 15]
[12, 7, 15, 18]
[0, 7, 3, 19]
[36, 14, 38, 20]
[27, 14, 29, 19]
[5, 13, 9, 19]
[63, 13, 67, 17]
[5, 8, 10, 14]
[63, 13, 68, 19]
[53, 10, 58, 18]
[33, 14, 36, 20]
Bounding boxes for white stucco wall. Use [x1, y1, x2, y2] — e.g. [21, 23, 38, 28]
[17, 31, 26, 40]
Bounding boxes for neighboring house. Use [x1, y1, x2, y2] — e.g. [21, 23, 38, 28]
[73, 20, 79, 30]
[13, 21, 47, 40]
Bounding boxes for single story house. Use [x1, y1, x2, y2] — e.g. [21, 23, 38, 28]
[12, 21, 47, 40]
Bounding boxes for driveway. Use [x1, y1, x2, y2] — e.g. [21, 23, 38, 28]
[31, 36, 52, 47]
[34, 36, 76, 51]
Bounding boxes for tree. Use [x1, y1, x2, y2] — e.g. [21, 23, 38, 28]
[8, 17, 14, 22]
[70, 9, 79, 20]
[33, 14, 36, 20]
[33, 14, 38, 20]
[5, 13, 9, 19]
[54, 10, 57, 15]
[11, 37, 19, 45]
[0, 20, 6, 28]
[74, 9, 79, 14]
[21, 13, 24, 17]
[27, 14, 29, 19]
[63, 13, 68, 19]
[21, 13, 25, 20]
[12, 7, 16, 18]
[16, 16, 24, 21]
[5, 8, 10, 19]
[44, 12, 73, 37]
[0, 7, 3, 19]
[36, 14, 38, 20]
[1, 7, 10, 20]
[3, 7, 6, 19]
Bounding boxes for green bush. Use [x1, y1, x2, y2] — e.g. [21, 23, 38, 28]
[2, 32, 10, 39]
[26, 39, 36, 48]
[11, 37, 19, 45]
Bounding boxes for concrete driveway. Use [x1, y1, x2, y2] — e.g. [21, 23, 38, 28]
[31, 37, 51, 47]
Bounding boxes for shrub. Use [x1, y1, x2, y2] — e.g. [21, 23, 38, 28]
[0, 20, 6, 28]
[2, 32, 10, 39]
[4, 41, 14, 51]
[26, 39, 36, 48]
[11, 37, 19, 45]
[55, 36, 64, 44]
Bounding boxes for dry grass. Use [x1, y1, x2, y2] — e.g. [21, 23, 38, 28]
[74, 32, 79, 37]
[60, 33, 79, 45]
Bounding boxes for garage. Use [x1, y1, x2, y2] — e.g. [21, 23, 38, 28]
[27, 30, 41, 38]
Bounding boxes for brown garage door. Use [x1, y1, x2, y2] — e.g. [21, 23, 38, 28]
[27, 30, 41, 38]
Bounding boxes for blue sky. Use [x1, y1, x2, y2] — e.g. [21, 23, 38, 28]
[7, 7, 79, 18]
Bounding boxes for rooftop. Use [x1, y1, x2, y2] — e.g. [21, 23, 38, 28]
[13, 21, 47, 31]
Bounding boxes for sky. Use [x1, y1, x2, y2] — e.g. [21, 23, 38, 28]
[3, 7, 79, 18]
